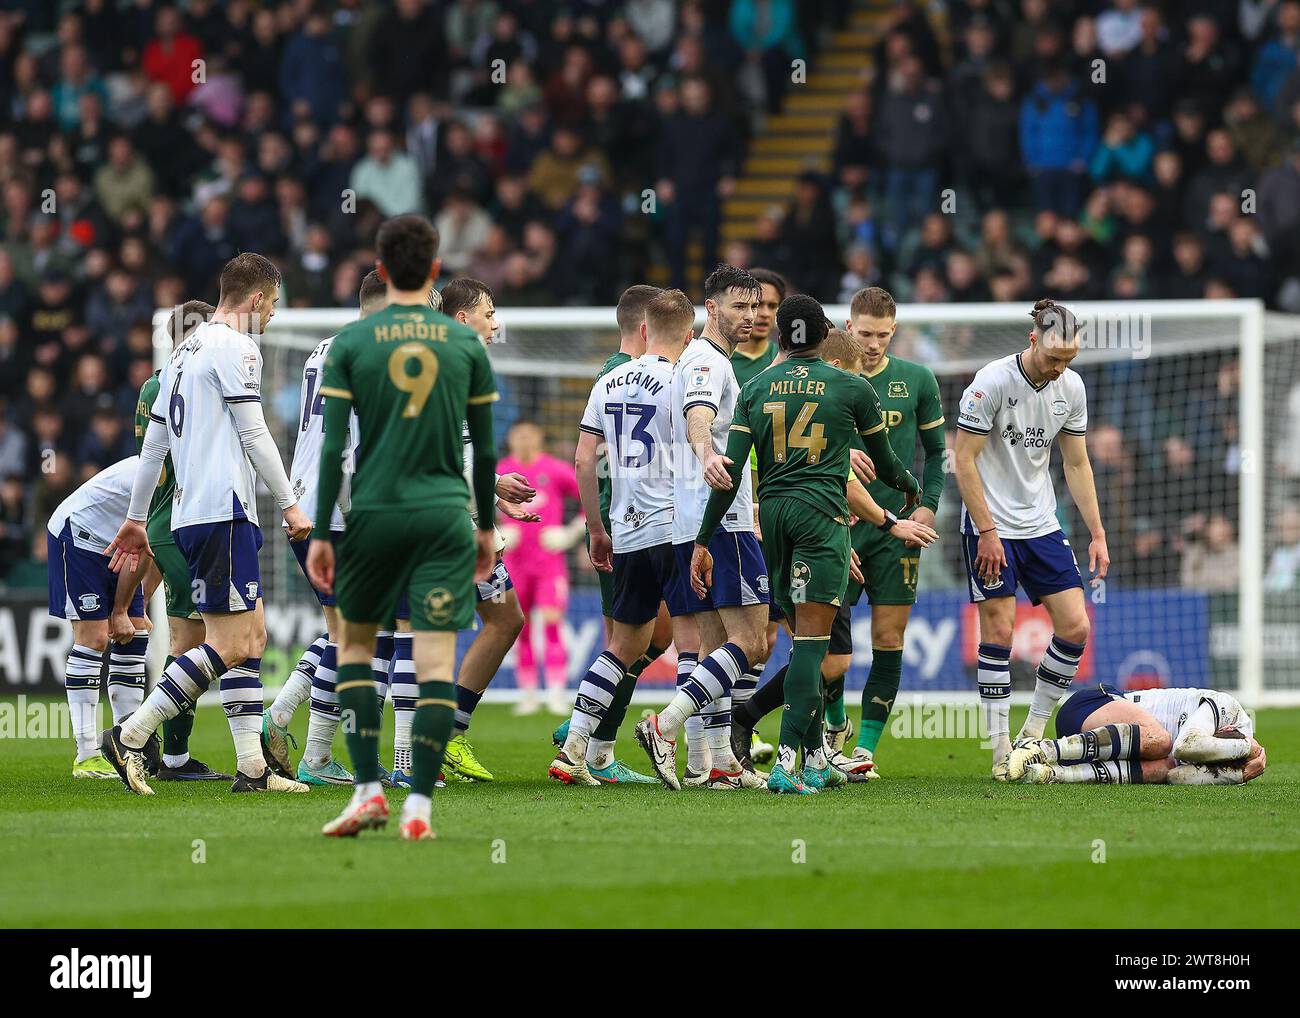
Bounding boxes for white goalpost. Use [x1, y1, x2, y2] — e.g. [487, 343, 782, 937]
[155, 298, 1300, 708]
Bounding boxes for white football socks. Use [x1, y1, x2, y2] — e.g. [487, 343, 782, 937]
[106, 632, 148, 723]
[65, 645, 103, 760]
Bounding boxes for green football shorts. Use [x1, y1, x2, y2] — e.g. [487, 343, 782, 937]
[149, 524, 199, 620]
[336, 507, 476, 632]
[843, 522, 921, 607]
[758, 495, 851, 617]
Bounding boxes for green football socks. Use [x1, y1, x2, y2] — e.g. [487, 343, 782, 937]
[337, 663, 382, 783]
[858, 648, 902, 752]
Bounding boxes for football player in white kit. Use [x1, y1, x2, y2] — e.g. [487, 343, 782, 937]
[1006, 683, 1267, 785]
[104, 253, 312, 795]
[955, 298, 1109, 780]
[634, 265, 772, 791]
[263, 274, 379, 786]
[549, 288, 696, 785]
[46, 456, 153, 778]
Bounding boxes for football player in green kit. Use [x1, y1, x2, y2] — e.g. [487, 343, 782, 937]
[825, 287, 947, 780]
[690, 295, 936, 793]
[308, 215, 498, 840]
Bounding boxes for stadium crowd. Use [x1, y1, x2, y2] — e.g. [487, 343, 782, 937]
[0, 0, 1298, 594]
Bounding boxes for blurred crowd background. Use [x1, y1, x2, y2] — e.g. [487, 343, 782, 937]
[1, 0, 1300, 595]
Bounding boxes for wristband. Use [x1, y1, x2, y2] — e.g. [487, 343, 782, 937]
[979, 526, 997, 535]
[878, 510, 899, 534]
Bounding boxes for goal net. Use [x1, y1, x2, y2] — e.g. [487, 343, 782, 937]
[162, 299, 1298, 707]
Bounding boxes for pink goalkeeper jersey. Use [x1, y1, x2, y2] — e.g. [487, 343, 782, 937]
[499, 452, 581, 574]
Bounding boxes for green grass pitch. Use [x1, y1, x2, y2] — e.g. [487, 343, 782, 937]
[2, 700, 1297, 928]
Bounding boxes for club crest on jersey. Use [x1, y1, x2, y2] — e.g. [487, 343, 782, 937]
[424, 587, 454, 624]
[78, 593, 100, 614]
[757, 574, 770, 594]
[790, 561, 811, 589]
[887, 380, 909, 398]
[245, 582, 259, 601]
[1052, 399, 1068, 416]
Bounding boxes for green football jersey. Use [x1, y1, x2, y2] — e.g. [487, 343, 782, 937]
[730, 339, 778, 388]
[595, 350, 632, 529]
[321, 303, 497, 512]
[134, 371, 175, 529]
[735, 356, 888, 522]
[861, 355, 946, 514]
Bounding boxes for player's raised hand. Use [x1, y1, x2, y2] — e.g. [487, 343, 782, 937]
[703, 452, 733, 491]
[849, 549, 864, 587]
[1088, 532, 1110, 581]
[690, 543, 713, 597]
[306, 538, 335, 593]
[106, 520, 151, 575]
[850, 448, 876, 484]
[473, 530, 495, 582]
[283, 504, 312, 541]
[587, 527, 613, 572]
[496, 472, 536, 504]
[497, 497, 541, 523]
[974, 529, 1006, 586]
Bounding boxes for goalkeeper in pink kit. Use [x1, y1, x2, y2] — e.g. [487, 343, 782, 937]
[499, 420, 586, 715]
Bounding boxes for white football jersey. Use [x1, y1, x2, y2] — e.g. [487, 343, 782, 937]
[150, 320, 266, 529]
[289, 337, 357, 532]
[670, 337, 754, 544]
[580, 353, 676, 552]
[1121, 687, 1253, 746]
[47, 456, 138, 553]
[956, 352, 1088, 539]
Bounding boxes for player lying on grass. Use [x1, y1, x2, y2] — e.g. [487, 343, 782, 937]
[724, 326, 938, 785]
[105, 253, 312, 796]
[681, 295, 934, 794]
[1006, 684, 1267, 785]
[550, 289, 696, 786]
[308, 214, 499, 841]
[955, 297, 1108, 780]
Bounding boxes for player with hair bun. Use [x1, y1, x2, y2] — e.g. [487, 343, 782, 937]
[954, 298, 1109, 780]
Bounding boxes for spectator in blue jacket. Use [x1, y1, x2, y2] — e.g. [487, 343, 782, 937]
[278, 11, 346, 128]
[1020, 67, 1099, 216]
[1090, 111, 1155, 184]
[1251, 1, 1300, 107]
